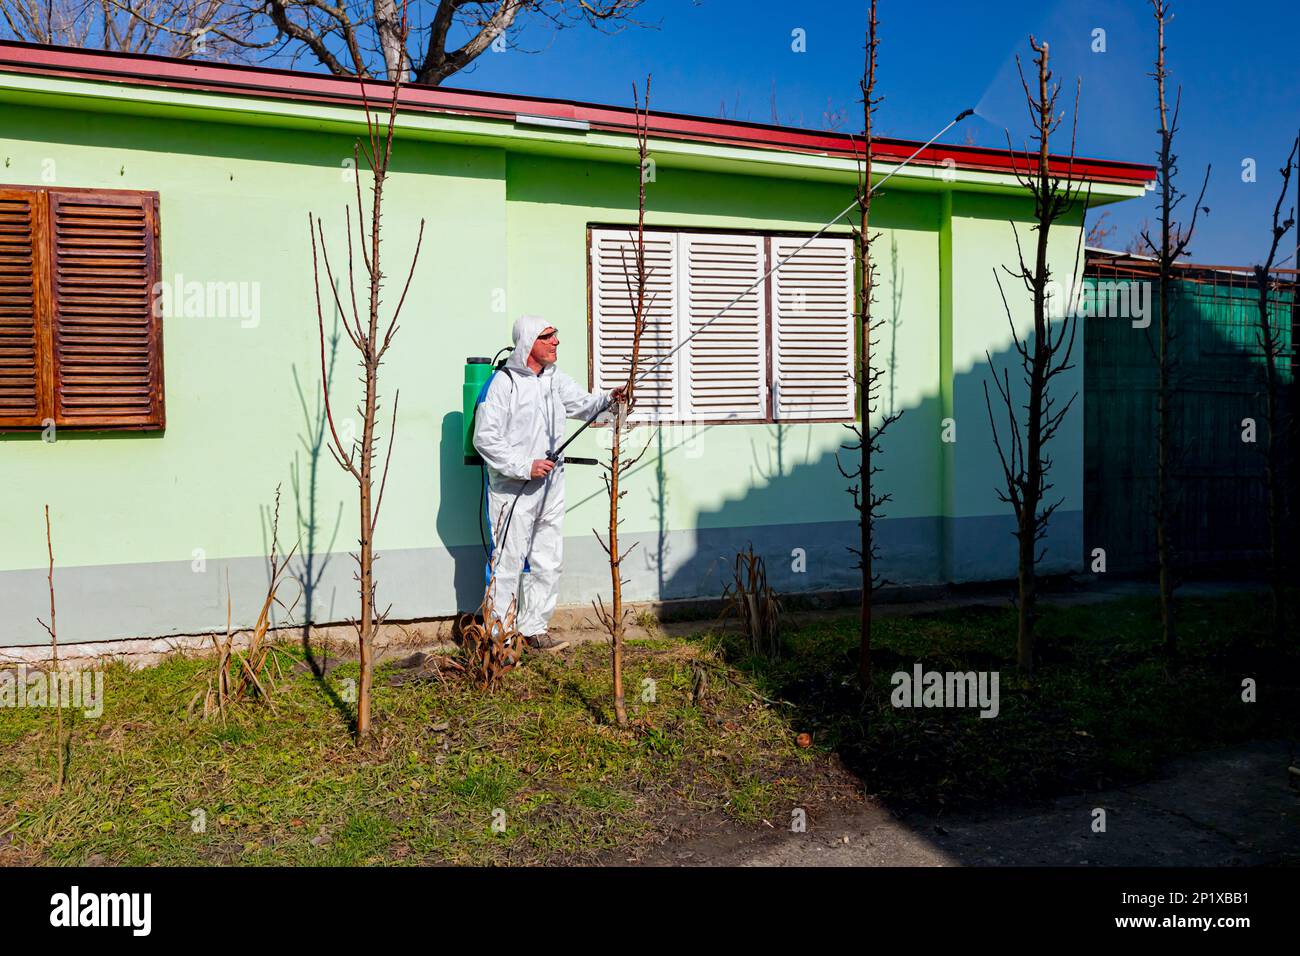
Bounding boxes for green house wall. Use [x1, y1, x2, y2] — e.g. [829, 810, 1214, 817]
[1, 94, 1096, 646]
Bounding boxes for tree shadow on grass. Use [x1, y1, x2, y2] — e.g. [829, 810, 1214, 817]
[527, 653, 612, 726]
[722, 594, 1300, 819]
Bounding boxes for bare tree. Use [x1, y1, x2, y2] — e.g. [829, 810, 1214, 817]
[233, 0, 648, 83]
[35, 505, 67, 793]
[983, 38, 1087, 675]
[836, 0, 899, 689]
[5, 1, 650, 85]
[592, 77, 652, 728]
[1122, 221, 1152, 256]
[308, 14, 425, 739]
[820, 96, 848, 134]
[1, 0, 262, 59]
[1122, 218, 1195, 258]
[1251, 136, 1298, 643]
[1138, 0, 1209, 656]
[1, 0, 90, 46]
[1085, 210, 1115, 248]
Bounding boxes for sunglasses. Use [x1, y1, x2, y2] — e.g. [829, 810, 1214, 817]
[537, 330, 558, 341]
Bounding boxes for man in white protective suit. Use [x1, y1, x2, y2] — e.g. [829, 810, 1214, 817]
[473, 314, 625, 650]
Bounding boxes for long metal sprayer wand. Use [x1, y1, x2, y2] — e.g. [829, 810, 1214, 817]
[549, 107, 976, 463]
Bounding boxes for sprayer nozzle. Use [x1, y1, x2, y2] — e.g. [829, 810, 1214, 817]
[955, 108, 976, 122]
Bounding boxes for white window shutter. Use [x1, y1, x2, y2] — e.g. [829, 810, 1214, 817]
[590, 228, 678, 422]
[770, 236, 855, 421]
[680, 233, 767, 421]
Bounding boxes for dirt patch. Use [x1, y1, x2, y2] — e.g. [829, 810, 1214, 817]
[623, 741, 1300, 867]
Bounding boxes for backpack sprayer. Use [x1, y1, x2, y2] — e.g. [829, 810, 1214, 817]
[461, 108, 975, 579]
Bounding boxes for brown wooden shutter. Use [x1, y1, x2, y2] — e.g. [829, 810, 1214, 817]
[49, 189, 163, 428]
[0, 188, 49, 428]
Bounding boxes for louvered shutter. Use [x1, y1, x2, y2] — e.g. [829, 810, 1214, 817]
[591, 228, 677, 422]
[0, 189, 47, 428]
[770, 236, 855, 421]
[680, 234, 767, 421]
[49, 190, 163, 428]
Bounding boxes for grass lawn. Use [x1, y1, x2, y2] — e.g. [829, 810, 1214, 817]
[725, 591, 1300, 811]
[1, 590, 1295, 865]
[0, 638, 827, 865]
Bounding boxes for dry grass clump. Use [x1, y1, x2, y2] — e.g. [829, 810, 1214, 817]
[190, 487, 298, 721]
[720, 544, 783, 661]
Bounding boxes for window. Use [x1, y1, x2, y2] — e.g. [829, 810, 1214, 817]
[589, 226, 855, 423]
[0, 186, 163, 431]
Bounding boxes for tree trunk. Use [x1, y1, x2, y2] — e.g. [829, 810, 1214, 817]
[41, 504, 66, 792]
[1157, 309, 1175, 653]
[1156, 62, 1177, 655]
[1148, 1, 1210, 657]
[609, 422, 627, 726]
[1250, 135, 1297, 645]
[983, 38, 1083, 678]
[857, 172, 873, 689]
[374, 0, 408, 80]
[1016, 511, 1036, 673]
[601, 79, 652, 729]
[1260, 286, 1284, 643]
[310, 71, 422, 741]
[358, 428, 374, 737]
[854, 0, 879, 690]
[1017, 54, 1052, 676]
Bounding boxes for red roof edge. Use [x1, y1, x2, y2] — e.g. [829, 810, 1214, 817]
[0, 40, 1156, 187]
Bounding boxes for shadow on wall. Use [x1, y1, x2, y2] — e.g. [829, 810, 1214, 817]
[436, 410, 493, 613]
[653, 402, 943, 604]
[650, 329, 1087, 605]
[276, 382, 492, 632]
[285, 345, 344, 668]
[277, 346, 358, 727]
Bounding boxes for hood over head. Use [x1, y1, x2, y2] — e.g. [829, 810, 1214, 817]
[506, 314, 553, 373]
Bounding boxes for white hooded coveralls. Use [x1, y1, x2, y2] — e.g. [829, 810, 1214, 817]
[472, 314, 611, 637]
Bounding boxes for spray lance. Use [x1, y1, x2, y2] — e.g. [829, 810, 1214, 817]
[462, 107, 975, 574]
[540, 107, 977, 465]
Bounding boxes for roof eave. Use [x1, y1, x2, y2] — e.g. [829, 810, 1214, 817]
[0, 39, 1156, 196]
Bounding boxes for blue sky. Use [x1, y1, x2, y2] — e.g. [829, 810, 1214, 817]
[438, 0, 1299, 265]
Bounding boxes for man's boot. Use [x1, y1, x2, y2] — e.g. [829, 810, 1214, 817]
[525, 632, 562, 651]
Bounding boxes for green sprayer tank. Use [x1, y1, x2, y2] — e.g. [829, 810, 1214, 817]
[462, 356, 494, 464]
